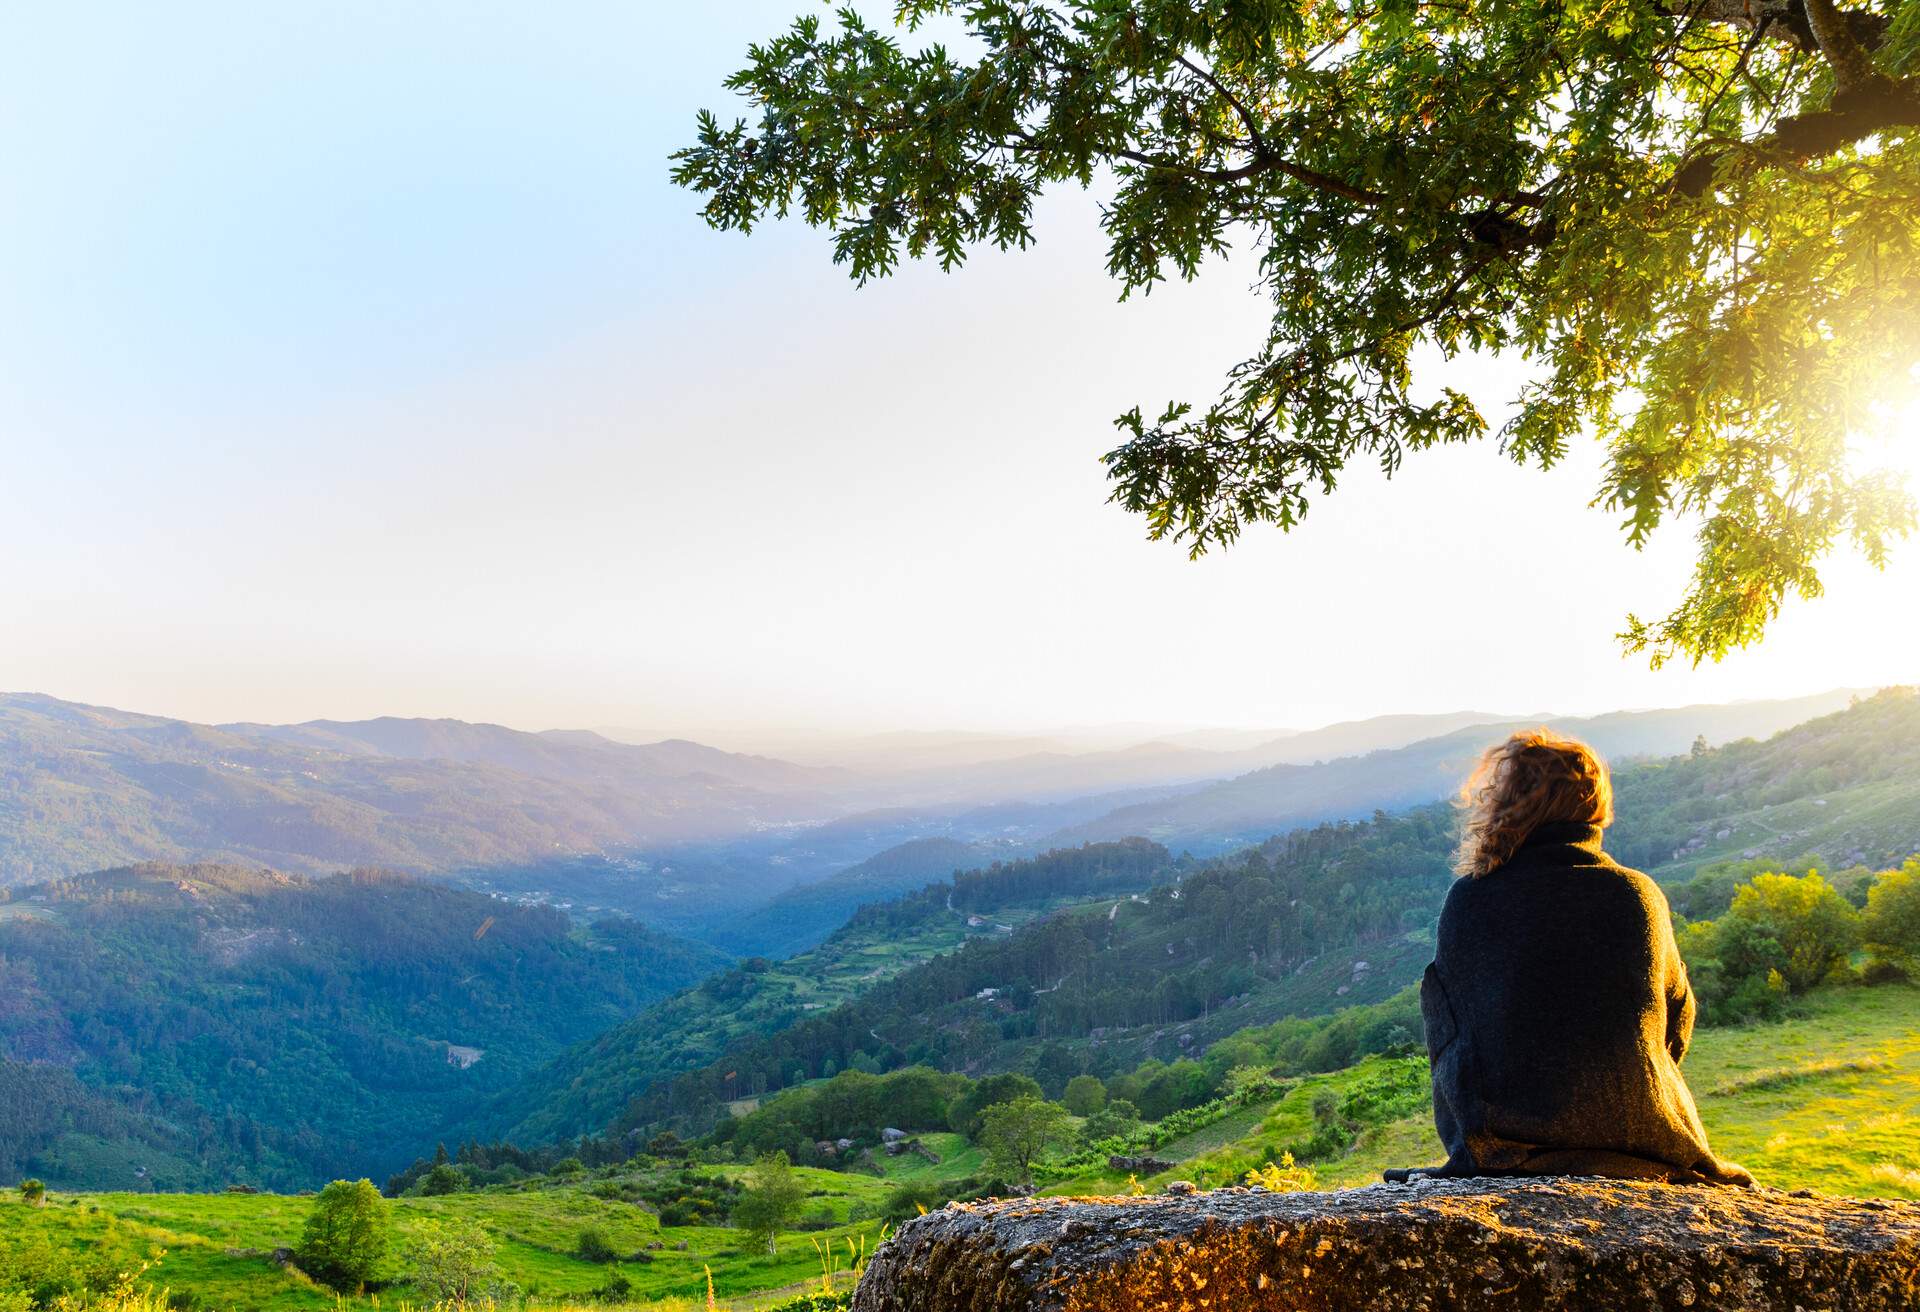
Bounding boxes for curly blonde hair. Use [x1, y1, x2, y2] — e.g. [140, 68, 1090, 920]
[1455, 729, 1614, 877]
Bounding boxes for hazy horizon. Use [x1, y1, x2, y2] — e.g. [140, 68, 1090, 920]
[5, 2, 1917, 739]
[3, 680, 1893, 761]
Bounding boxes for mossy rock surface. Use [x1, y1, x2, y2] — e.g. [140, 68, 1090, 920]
[850, 1177, 1920, 1311]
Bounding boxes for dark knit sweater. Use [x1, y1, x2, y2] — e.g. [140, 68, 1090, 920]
[1416, 820, 1750, 1185]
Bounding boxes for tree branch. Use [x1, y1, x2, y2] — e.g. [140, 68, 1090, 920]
[1111, 145, 1389, 206]
[1668, 0, 1891, 58]
[1672, 74, 1920, 194]
[1800, 0, 1886, 91]
[1174, 54, 1268, 154]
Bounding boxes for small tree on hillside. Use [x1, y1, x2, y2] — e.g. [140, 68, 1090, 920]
[19, 1178, 46, 1207]
[733, 1151, 806, 1256]
[1864, 859, 1920, 976]
[574, 1225, 618, 1264]
[296, 1178, 389, 1292]
[948, 1072, 1044, 1137]
[1063, 1075, 1107, 1117]
[1722, 872, 1860, 993]
[1081, 1099, 1141, 1144]
[405, 1218, 500, 1304]
[978, 1096, 1074, 1187]
[416, 1162, 469, 1196]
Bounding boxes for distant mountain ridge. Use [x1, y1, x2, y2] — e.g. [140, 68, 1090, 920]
[0, 687, 1874, 898]
[1048, 690, 1867, 852]
[674, 712, 1538, 807]
[235, 716, 850, 795]
[0, 694, 838, 884]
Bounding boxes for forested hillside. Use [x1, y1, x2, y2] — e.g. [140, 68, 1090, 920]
[573, 811, 1455, 1142]
[494, 691, 1920, 1153]
[486, 840, 1176, 1145]
[705, 836, 997, 957]
[0, 864, 725, 1189]
[1607, 688, 1920, 876]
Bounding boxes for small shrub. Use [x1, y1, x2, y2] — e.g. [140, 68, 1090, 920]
[1862, 957, 1909, 985]
[414, 1163, 468, 1196]
[1725, 967, 1791, 1022]
[592, 1269, 633, 1302]
[658, 1200, 703, 1227]
[574, 1226, 618, 1264]
[766, 1289, 853, 1310]
[1290, 1119, 1354, 1163]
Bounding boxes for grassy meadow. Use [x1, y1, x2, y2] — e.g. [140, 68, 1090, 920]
[1079, 982, 1920, 1198]
[7, 984, 1917, 1312]
[0, 1164, 895, 1312]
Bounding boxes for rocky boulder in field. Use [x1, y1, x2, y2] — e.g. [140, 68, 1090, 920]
[849, 1177, 1920, 1311]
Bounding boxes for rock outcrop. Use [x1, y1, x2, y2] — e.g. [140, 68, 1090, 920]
[849, 1178, 1920, 1311]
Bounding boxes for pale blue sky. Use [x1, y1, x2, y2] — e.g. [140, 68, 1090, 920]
[3, 2, 1915, 740]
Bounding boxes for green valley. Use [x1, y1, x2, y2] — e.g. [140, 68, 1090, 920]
[0, 866, 725, 1191]
[483, 840, 1177, 1145]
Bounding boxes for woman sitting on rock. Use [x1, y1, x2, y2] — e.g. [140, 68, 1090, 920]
[1394, 729, 1751, 1185]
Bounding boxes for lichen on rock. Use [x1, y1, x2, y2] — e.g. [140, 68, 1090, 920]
[848, 1177, 1920, 1311]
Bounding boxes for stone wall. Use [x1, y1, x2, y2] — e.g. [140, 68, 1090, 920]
[850, 1177, 1920, 1311]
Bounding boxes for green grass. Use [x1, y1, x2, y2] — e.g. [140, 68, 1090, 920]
[870, 1133, 984, 1183]
[2, 1170, 892, 1312]
[14, 984, 1918, 1312]
[1641, 775, 1920, 885]
[1681, 984, 1920, 1199]
[1046, 983, 1920, 1201]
